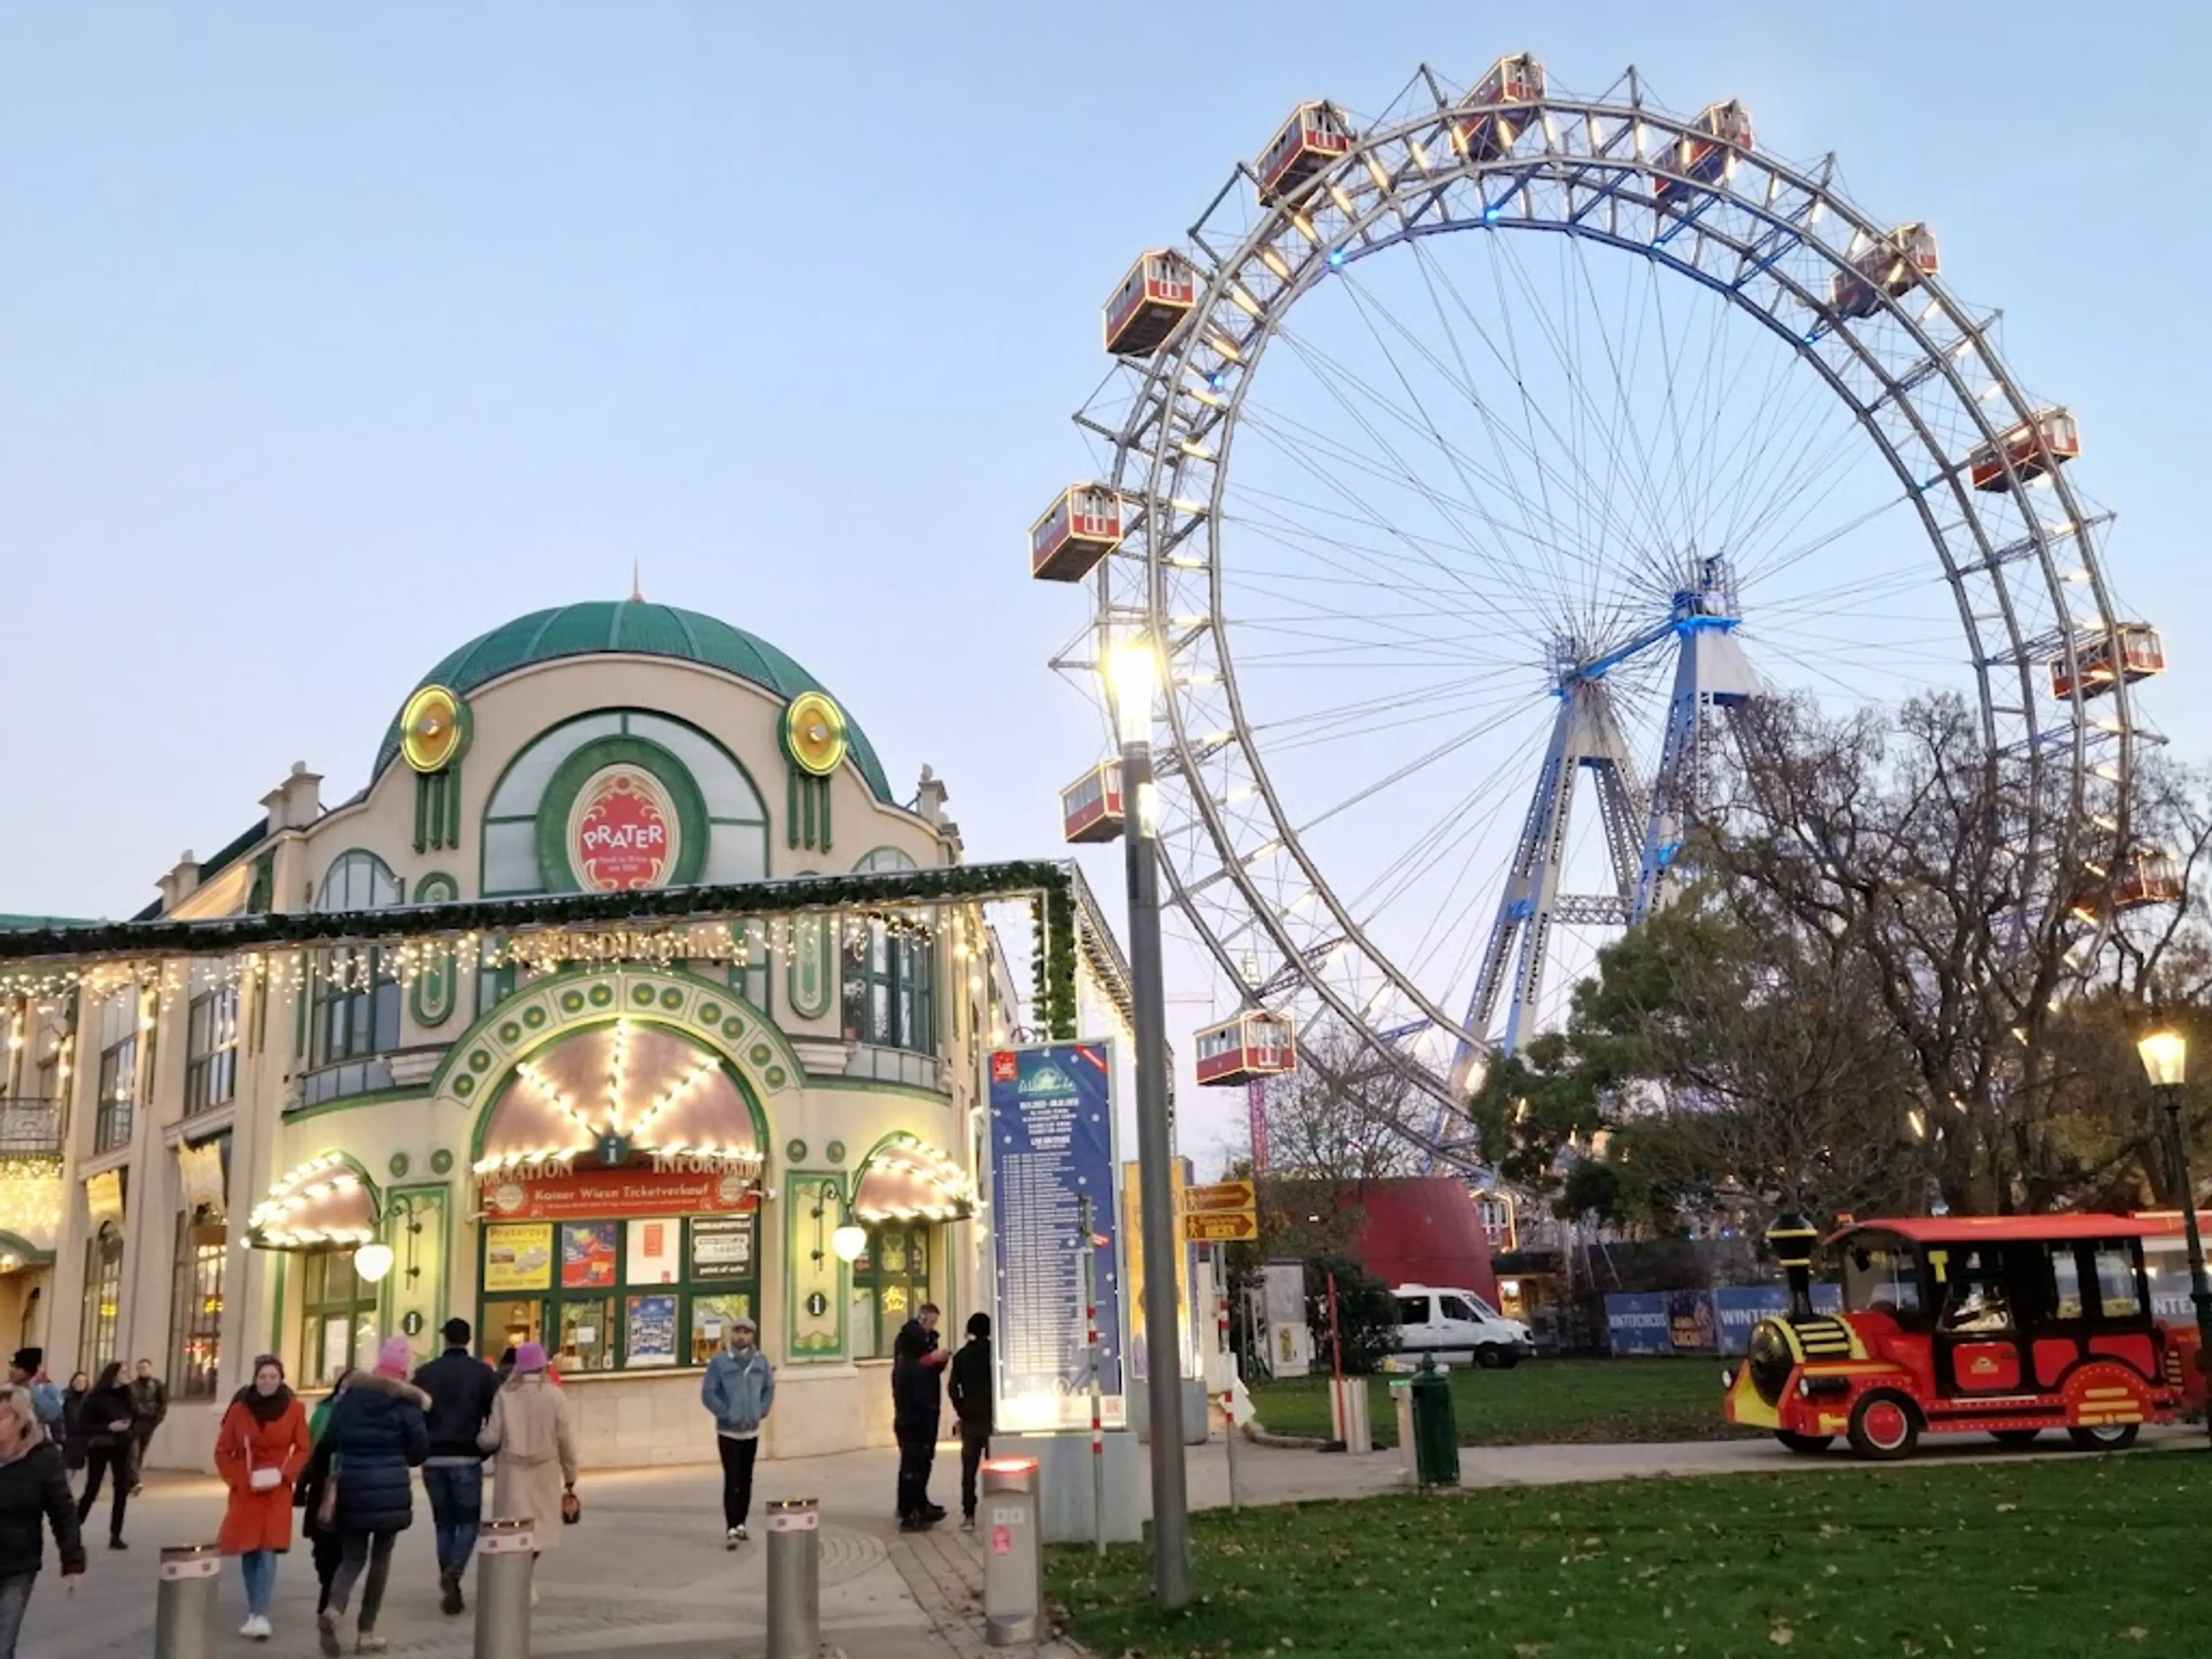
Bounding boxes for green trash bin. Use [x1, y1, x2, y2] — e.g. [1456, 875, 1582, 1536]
[1408, 1353, 1460, 1488]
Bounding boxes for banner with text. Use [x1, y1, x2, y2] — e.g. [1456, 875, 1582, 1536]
[987, 1043, 1126, 1433]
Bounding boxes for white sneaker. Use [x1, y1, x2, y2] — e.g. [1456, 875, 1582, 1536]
[726, 1527, 741, 1550]
[241, 1613, 272, 1641]
[735, 1524, 749, 1543]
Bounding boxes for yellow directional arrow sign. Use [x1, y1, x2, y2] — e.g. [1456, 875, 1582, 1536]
[1184, 1180, 1257, 1214]
[1183, 1210, 1259, 1244]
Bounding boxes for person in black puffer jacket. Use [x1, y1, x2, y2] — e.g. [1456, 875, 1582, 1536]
[946, 1313, 994, 1530]
[0, 1381, 85, 1659]
[72, 1363, 136, 1550]
[315, 1339, 428, 1656]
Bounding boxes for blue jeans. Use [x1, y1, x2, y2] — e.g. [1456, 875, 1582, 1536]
[0, 1571, 34, 1659]
[422, 1461, 483, 1575]
[240, 1548, 277, 1616]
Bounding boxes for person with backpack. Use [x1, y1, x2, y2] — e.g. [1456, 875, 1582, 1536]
[945, 1313, 994, 1531]
[315, 1339, 429, 1656]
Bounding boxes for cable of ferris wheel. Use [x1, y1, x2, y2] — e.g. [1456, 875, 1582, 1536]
[1251, 332, 1589, 638]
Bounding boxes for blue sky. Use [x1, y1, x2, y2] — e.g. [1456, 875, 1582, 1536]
[3, 5, 2204, 1162]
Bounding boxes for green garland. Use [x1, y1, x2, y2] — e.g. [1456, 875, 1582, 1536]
[0, 860, 1074, 961]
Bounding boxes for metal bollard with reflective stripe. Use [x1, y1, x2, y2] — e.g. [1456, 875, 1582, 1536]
[764, 1498, 820, 1659]
[474, 1517, 535, 1659]
[154, 1543, 221, 1659]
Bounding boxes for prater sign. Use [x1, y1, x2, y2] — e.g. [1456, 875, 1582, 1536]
[568, 766, 679, 889]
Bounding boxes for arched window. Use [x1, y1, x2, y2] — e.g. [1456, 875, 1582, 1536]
[78, 1222, 124, 1376]
[310, 853, 403, 1078]
[840, 848, 935, 1056]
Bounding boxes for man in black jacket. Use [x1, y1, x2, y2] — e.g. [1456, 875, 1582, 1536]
[945, 1313, 994, 1531]
[412, 1319, 498, 1615]
[889, 1305, 949, 1530]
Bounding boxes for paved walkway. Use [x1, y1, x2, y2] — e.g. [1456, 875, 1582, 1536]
[16, 1426, 2195, 1656]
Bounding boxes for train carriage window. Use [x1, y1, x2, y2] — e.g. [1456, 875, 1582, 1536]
[2091, 1246, 2144, 1319]
[1843, 1241, 1925, 1325]
[1937, 1246, 2012, 1335]
[2048, 1245, 2085, 1320]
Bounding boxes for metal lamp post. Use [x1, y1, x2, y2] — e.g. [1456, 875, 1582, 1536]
[2138, 1028, 2212, 1445]
[1107, 637, 1191, 1608]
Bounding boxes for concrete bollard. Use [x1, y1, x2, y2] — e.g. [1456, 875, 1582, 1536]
[981, 1457, 1043, 1647]
[474, 1517, 535, 1659]
[764, 1498, 821, 1659]
[154, 1543, 221, 1659]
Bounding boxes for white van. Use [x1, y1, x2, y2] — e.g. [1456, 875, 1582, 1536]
[1392, 1283, 1535, 1369]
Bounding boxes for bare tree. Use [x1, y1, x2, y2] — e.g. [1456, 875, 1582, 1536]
[1254, 1018, 1426, 1184]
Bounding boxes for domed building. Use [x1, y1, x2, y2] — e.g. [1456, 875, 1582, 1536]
[0, 596, 1086, 1471]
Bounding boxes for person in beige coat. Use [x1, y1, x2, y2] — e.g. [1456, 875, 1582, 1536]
[476, 1342, 575, 1572]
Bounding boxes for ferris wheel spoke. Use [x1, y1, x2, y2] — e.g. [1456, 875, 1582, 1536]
[1230, 393, 1567, 632]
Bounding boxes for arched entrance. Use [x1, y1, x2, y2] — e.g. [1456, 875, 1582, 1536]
[431, 966, 799, 1372]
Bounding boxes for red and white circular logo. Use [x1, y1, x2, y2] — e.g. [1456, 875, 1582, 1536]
[567, 767, 679, 891]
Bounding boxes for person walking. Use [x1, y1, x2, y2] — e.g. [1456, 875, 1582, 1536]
[2, 1355, 59, 1445]
[73, 1363, 135, 1550]
[316, 1339, 428, 1657]
[0, 1383, 85, 1659]
[699, 1315, 773, 1547]
[294, 1369, 351, 1622]
[946, 1313, 994, 1531]
[890, 1304, 950, 1531]
[215, 1355, 310, 1643]
[56, 1377, 88, 1495]
[127, 1360, 167, 1494]
[478, 1342, 577, 1600]
[414, 1318, 498, 1615]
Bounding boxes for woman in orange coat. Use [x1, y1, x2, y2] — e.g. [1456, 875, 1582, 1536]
[214, 1355, 310, 1645]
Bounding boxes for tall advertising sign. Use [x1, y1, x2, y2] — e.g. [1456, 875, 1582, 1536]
[988, 1043, 1127, 1432]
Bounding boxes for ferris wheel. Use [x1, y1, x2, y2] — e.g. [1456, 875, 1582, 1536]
[1032, 58, 2168, 1169]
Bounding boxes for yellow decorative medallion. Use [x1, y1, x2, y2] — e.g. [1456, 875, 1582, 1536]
[400, 684, 468, 774]
[783, 690, 848, 778]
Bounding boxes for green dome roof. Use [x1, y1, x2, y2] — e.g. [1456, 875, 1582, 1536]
[375, 600, 895, 801]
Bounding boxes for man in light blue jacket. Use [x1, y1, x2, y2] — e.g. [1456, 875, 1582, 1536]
[699, 1316, 773, 1547]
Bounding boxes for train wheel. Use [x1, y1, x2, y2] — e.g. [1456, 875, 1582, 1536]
[1989, 1429, 2043, 1446]
[1775, 1431, 1834, 1455]
[2067, 1423, 2140, 1452]
[1847, 1391, 1920, 1461]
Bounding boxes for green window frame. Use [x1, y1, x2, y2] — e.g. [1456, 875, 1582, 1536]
[300, 1248, 381, 1387]
[478, 1213, 761, 1374]
[847, 1222, 937, 1361]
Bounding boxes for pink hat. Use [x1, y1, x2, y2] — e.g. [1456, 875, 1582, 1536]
[514, 1341, 547, 1374]
[374, 1337, 411, 1379]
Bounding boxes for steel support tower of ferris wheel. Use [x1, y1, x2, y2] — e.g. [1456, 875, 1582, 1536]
[1029, 56, 2173, 1176]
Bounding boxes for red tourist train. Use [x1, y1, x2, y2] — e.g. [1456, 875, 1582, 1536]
[1724, 1213, 2205, 1460]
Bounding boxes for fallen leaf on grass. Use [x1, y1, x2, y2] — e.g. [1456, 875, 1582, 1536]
[1770, 1619, 1795, 1646]
[2122, 1630, 2149, 1643]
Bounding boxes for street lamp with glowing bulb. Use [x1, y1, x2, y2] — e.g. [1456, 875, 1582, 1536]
[2138, 1027, 2212, 1445]
[1099, 629, 1191, 1608]
[831, 1222, 868, 1264]
[353, 1242, 396, 1285]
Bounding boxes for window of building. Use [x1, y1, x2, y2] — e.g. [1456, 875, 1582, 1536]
[840, 858, 935, 1055]
[310, 855, 404, 1073]
[78, 1222, 124, 1376]
[93, 988, 138, 1154]
[479, 1212, 760, 1374]
[476, 940, 520, 1018]
[168, 1205, 226, 1400]
[184, 964, 239, 1116]
[300, 1249, 381, 1387]
[847, 1222, 935, 1361]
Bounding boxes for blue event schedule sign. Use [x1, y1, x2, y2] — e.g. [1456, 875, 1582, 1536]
[987, 1042, 1125, 1433]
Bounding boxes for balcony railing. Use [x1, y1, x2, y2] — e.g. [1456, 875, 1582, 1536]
[0, 1100, 63, 1158]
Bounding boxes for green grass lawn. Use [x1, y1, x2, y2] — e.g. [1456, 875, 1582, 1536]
[1051, 1449, 2212, 1657]
[1252, 1357, 1747, 1446]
